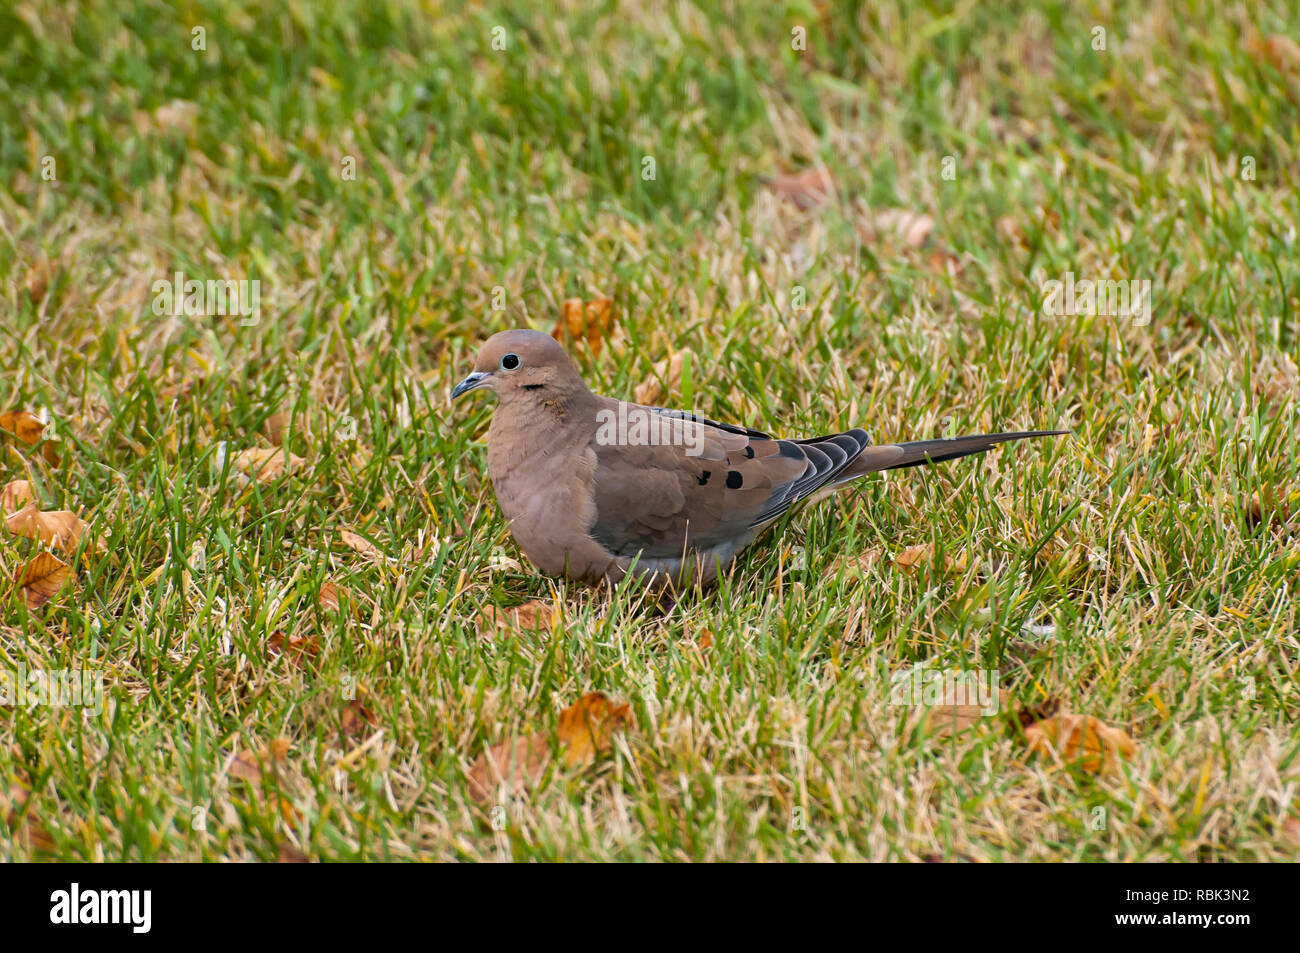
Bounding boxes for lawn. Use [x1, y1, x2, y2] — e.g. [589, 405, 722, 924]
[1, 0, 1298, 861]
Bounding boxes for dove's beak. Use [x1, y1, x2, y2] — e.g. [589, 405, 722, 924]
[452, 371, 490, 399]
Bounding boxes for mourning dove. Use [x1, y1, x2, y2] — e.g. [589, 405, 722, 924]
[453, 329, 1066, 587]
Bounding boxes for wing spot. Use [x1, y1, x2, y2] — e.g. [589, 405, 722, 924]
[726, 471, 743, 489]
[744, 446, 755, 458]
[697, 470, 711, 485]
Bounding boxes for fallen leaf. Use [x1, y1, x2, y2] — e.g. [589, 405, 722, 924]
[4, 779, 55, 853]
[276, 843, 310, 863]
[339, 698, 377, 739]
[467, 692, 630, 803]
[922, 687, 1013, 738]
[264, 409, 290, 447]
[832, 549, 884, 578]
[1023, 713, 1136, 775]
[318, 580, 346, 611]
[23, 259, 54, 303]
[229, 738, 291, 784]
[556, 691, 631, 767]
[763, 166, 836, 210]
[478, 598, 557, 633]
[894, 544, 932, 573]
[338, 529, 383, 559]
[1246, 30, 1300, 73]
[1281, 816, 1300, 846]
[5, 504, 103, 553]
[552, 297, 615, 356]
[634, 348, 693, 406]
[0, 410, 45, 446]
[467, 734, 549, 804]
[0, 410, 57, 464]
[1, 480, 36, 514]
[15, 552, 72, 608]
[267, 629, 321, 664]
[232, 447, 304, 483]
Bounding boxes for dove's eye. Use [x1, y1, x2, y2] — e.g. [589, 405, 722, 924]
[500, 353, 521, 370]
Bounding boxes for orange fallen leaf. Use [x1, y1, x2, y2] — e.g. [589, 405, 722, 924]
[4, 777, 55, 853]
[276, 843, 310, 863]
[1023, 713, 1136, 775]
[1, 480, 36, 514]
[264, 409, 290, 447]
[318, 580, 346, 611]
[1246, 30, 1300, 73]
[894, 544, 932, 573]
[23, 260, 54, 304]
[15, 552, 72, 608]
[5, 503, 103, 553]
[763, 166, 836, 210]
[0, 410, 57, 464]
[556, 691, 631, 767]
[232, 447, 304, 483]
[467, 692, 631, 803]
[921, 687, 1013, 738]
[551, 297, 614, 356]
[477, 598, 557, 633]
[267, 629, 321, 664]
[229, 738, 291, 784]
[338, 529, 383, 559]
[339, 698, 377, 739]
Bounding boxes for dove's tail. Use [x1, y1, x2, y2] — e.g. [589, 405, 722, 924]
[836, 430, 1068, 482]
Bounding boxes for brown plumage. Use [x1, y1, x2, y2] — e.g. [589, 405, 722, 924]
[452, 329, 1066, 587]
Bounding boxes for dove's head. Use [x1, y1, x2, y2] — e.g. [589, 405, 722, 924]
[452, 329, 588, 404]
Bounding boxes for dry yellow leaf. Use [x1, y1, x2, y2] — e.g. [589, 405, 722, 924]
[232, 447, 304, 482]
[5, 503, 103, 553]
[551, 297, 614, 356]
[1, 480, 35, 514]
[15, 551, 72, 608]
[1023, 713, 1136, 775]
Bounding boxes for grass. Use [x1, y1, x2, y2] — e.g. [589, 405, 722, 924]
[1, 0, 1298, 861]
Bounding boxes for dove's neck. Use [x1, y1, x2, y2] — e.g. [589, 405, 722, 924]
[488, 389, 600, 466]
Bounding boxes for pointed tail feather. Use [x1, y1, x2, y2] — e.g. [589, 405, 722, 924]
[840, 430, 1068, 480]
